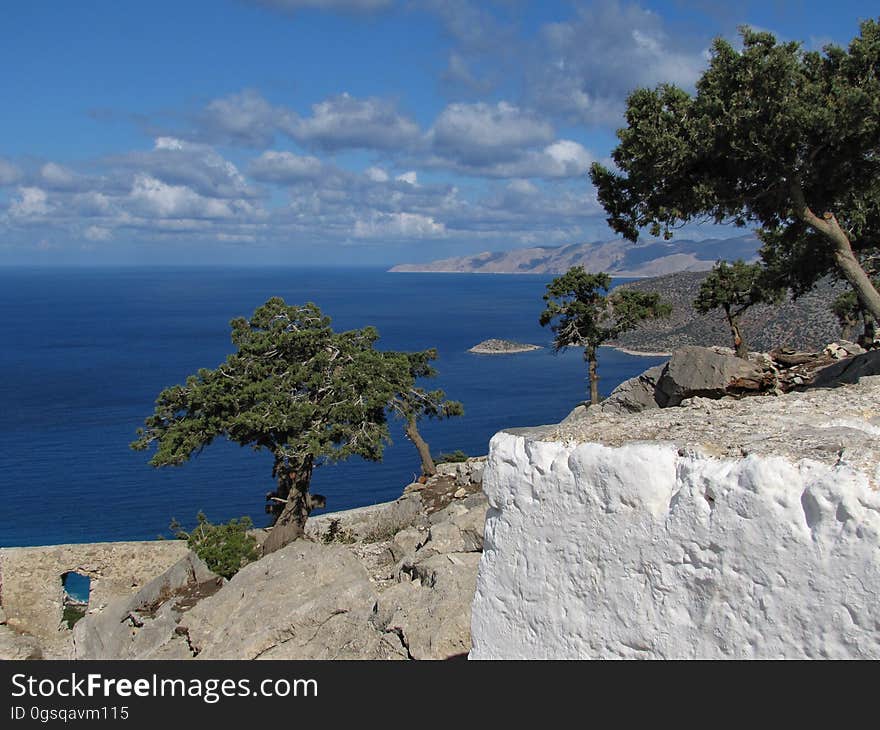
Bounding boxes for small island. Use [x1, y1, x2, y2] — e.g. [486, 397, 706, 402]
[468, 339, 543, 354]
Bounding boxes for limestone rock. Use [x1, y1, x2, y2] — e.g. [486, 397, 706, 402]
[599, 363, 669, 414]
[389, 527, 426, 563]
[305, 492, 424, 544]
[376, 552, 480, 660]
[0, 625, 43, 660]
[811, 349, 880, 388]
[658, 346, 770, 406]
[73, 551, 220, 660]
[180, 541, 402, 659]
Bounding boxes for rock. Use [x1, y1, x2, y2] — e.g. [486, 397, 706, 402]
[811, 349, 880, 388]
[599, 363, 669, 414]
[73, 551, 221, 660]
[261, 522, 304, 555]
[305, 492, 424, 543]
[0, 625, 43, 660]
[453, 487, 468, 499]
[0, 605, 6, 624]
[389, 527, 426, 563]
[468, 339, 542, 354]
[375, 552, 480, 659]
[657, 346, 772, 406]
[180, 541, 404, 659]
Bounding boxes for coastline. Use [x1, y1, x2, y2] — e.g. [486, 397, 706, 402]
[602, 344, 672, 357]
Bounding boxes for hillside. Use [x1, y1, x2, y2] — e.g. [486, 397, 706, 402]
[389, 235, 760, 276]
[612, 271, 846, 353]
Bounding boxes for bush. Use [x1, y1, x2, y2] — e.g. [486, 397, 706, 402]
[170, 512, 260, 579]
[434, 449, 469, 464]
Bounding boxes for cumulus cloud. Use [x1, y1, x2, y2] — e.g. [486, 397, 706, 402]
[364, 166, 389, 182]
[108, 137, 258, 200]
[283, 93, 421, 152]
[84, 225, 112, 241]
[429, 101, 554, 165]
[9, 187, 50, 218]
[526, 0, 707, 126]
[129, 174, 237, 219]
[354, 211, 445, 238]
[248, 150, 325, 182]
[197, 89, 282, 148]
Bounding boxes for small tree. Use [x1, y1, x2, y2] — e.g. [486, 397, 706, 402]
[170, 512, 259, 579]
[539, 268, 671, 405]
[589, 21, 880, 324]
[388, 349, 463, 476]
[694, 260, 784, 358]
[132, 297, 411, 551]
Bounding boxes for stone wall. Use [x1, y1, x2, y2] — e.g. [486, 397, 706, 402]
[0, 540, 189, 655]
[470, 376, 880, 659]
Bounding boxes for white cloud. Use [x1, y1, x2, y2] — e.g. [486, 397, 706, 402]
[129, 174, 235, 219]
[9, 187, 50, 217]
[199, 89, 280, 147]
[40, 162, 80, 190]
[248, 151, 325, 182]
[364, 166, 389, 182]
[395, 171, 418, 186]
[354, 211, 445, 238]
[429, 101, 554, 165]
[526, 0, 707, 126]
[283, 93, 421, 151]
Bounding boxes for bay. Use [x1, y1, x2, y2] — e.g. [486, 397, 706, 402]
[0, 267, 666, 546]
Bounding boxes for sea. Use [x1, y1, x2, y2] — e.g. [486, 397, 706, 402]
[0, 267, 666, 547]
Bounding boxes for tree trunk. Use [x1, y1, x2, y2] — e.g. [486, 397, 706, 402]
[860, 311, 877, 349]
[263, 455, 324, 555]
[726, 307, 748, 359]
[791, 189, 880, 323]
[405, 418, 436, 476]
[586, 348, 600, 406]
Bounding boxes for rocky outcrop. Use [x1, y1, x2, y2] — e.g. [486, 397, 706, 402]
[0, 540, 191, 659]
[468, 339, 542, 354]
[61, 459, 488, 661]
[73, 552, 222, 660]
[471, 374, 880, 659]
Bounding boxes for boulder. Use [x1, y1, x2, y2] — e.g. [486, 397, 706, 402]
[180, 541, 405, 659]
[599, 363, 669, 414]
[811, 349, 880, 388]
[389, 527, 426, 563]
[657, 346, 771, 406]
[73, 551, 221, 660]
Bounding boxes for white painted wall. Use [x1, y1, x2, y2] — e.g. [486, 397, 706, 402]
[470, 431, 880, 659]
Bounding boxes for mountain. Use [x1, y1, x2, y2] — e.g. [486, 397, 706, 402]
[389, 235, 760, 276]
[611, 271, 845, 354]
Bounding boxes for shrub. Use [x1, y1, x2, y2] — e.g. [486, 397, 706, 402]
[434, 449, 469, 464]
[170, 512, 260, 579]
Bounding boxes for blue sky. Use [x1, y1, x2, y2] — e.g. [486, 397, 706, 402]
[1, 0, 876, 265]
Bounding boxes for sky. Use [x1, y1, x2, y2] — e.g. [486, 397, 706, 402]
[0, 0, 877, 266]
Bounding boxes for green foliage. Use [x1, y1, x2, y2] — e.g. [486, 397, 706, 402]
[540, 267, 670, 403]
[132, 297, 413, 519]
[390, 349, 464, 425]
[590, 21, 880, 305]
[540, 267, 671, 356]
[694, 260, 784, 315]
[170, 512, 259, 579]
[435, 449, 469, 464]
[62, 605, 86, 629]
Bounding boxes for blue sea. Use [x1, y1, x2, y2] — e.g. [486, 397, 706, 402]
[0, 268, 665, 547]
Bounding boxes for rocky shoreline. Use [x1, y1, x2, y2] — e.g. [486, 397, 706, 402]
[468, 338, 542, 354]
